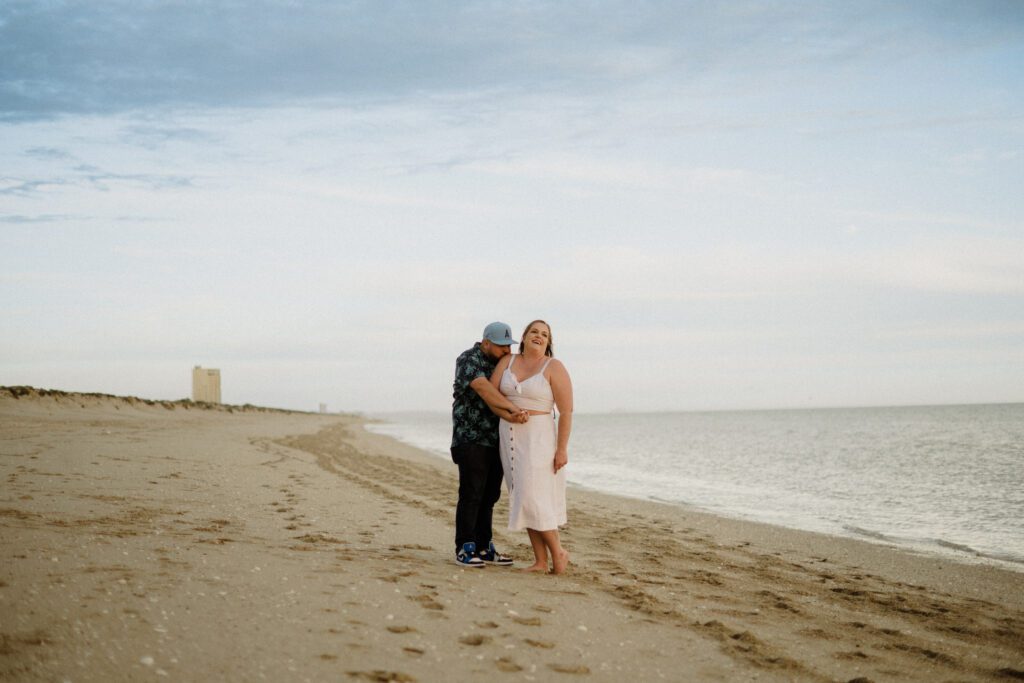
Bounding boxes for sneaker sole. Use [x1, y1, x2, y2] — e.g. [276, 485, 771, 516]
[454, 558, 486, 568]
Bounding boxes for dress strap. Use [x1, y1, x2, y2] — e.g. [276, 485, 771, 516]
[541, 357, 553, 374]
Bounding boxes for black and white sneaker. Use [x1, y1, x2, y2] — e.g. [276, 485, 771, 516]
[455, 542, 485, 568]
[477, 541, 514, 566]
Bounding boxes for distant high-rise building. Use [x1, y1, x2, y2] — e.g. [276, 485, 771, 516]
[319, 403, 327, 414]
[192, 366, 221, 403]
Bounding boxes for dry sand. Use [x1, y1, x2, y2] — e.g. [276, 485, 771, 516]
[1, 388, 1022, 682]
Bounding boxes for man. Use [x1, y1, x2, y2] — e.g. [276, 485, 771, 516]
[451, 321, 527, 567]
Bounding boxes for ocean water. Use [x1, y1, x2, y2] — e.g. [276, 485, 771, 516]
[366, 404, 1024, 571]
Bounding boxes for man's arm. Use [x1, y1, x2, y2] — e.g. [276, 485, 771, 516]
[470, 377, 527, 422]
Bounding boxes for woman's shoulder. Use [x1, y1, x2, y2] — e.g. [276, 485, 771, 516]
[545, 357, 568, 374]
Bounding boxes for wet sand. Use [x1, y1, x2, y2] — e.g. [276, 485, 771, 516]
[1, 388, 1022, 681]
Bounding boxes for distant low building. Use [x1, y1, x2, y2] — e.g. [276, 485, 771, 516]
[192, 366, 221, 403]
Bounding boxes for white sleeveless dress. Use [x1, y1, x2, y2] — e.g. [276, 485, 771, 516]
[498, 356, 567, 532]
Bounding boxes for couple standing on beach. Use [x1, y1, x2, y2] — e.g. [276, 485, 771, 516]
[451, 320, 574, 574]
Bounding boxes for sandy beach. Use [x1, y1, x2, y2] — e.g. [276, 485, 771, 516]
[1, 388, 1022, 682]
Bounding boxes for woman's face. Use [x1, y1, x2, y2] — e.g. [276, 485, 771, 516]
[524, 322, 550, 354]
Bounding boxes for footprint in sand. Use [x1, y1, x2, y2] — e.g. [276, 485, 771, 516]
[511, 616, 542, 626]
[773, 600, 800, 613]
[294, 533, 344, 545]
[797, 628, 840, 640]
[346, 670, 415, 682]
[548, 663, 590, 674]
[459, 634, 492, 646]
[524, 638, 555, 649]
[387, 625, 416, 634]
[495, 657, 522, 672]
[408, 594, 444, 611]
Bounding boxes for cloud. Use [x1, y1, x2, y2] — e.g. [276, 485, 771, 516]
[819, 112, 1024, 136]
[562, 237, 1024, 302]
[119, 124, 219, 149]
[468, 155, 758, 192]
[0, 213, 82, 223]
[875, 321, 1024, 341]
[863, 237, 1024, 294]
[73, 167, 195, 192]
[0, 169, 193, 197]
[3, 1, 1020, 119]
[23, 146, 73, 160]
[1, 2, 1020, 412]
[310, 235, 1024, 324]
[0, 177, 67, 195]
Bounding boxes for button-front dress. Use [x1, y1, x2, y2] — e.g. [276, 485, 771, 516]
[498, 356, 567, 532]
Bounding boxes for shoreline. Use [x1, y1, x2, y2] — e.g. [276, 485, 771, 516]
[366, 414, 1024, 576]
[578, 485, 1024, 576]
[2, 390, 1022, 681]
[577, 487, 1024, 576]
[363, 412, 1024, 607]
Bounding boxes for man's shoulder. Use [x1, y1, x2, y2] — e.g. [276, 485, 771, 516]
[456, 344, 488, 368]
[456, 345, 479, 362]
[454, 344, 485, 385]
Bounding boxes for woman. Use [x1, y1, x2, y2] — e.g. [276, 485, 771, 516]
[489, 320, 573, 574]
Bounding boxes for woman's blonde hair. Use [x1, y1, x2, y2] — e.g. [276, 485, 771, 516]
[519, 319, 554, 357]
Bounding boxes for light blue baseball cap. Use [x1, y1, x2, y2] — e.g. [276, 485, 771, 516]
[482, 321, 517, 346]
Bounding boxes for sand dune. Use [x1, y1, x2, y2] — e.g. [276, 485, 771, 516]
[1, 388, 1021, 681]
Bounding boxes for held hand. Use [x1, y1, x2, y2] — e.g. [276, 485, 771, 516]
[553, 447, 568, 473]
[503, 407, 529, 423]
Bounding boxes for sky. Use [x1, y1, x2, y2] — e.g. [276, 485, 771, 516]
[2, 1, 1023, 414]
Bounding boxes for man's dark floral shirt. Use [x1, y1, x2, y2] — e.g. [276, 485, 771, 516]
[451, 343, 499, 448]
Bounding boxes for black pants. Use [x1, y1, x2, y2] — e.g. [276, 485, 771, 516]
[451, 443, 504, 552]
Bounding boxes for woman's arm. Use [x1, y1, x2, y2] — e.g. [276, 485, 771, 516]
[549, 360, 573, 473]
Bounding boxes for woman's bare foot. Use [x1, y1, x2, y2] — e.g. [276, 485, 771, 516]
[521, 562, 548, 573]
[551, 549, 570, 575]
